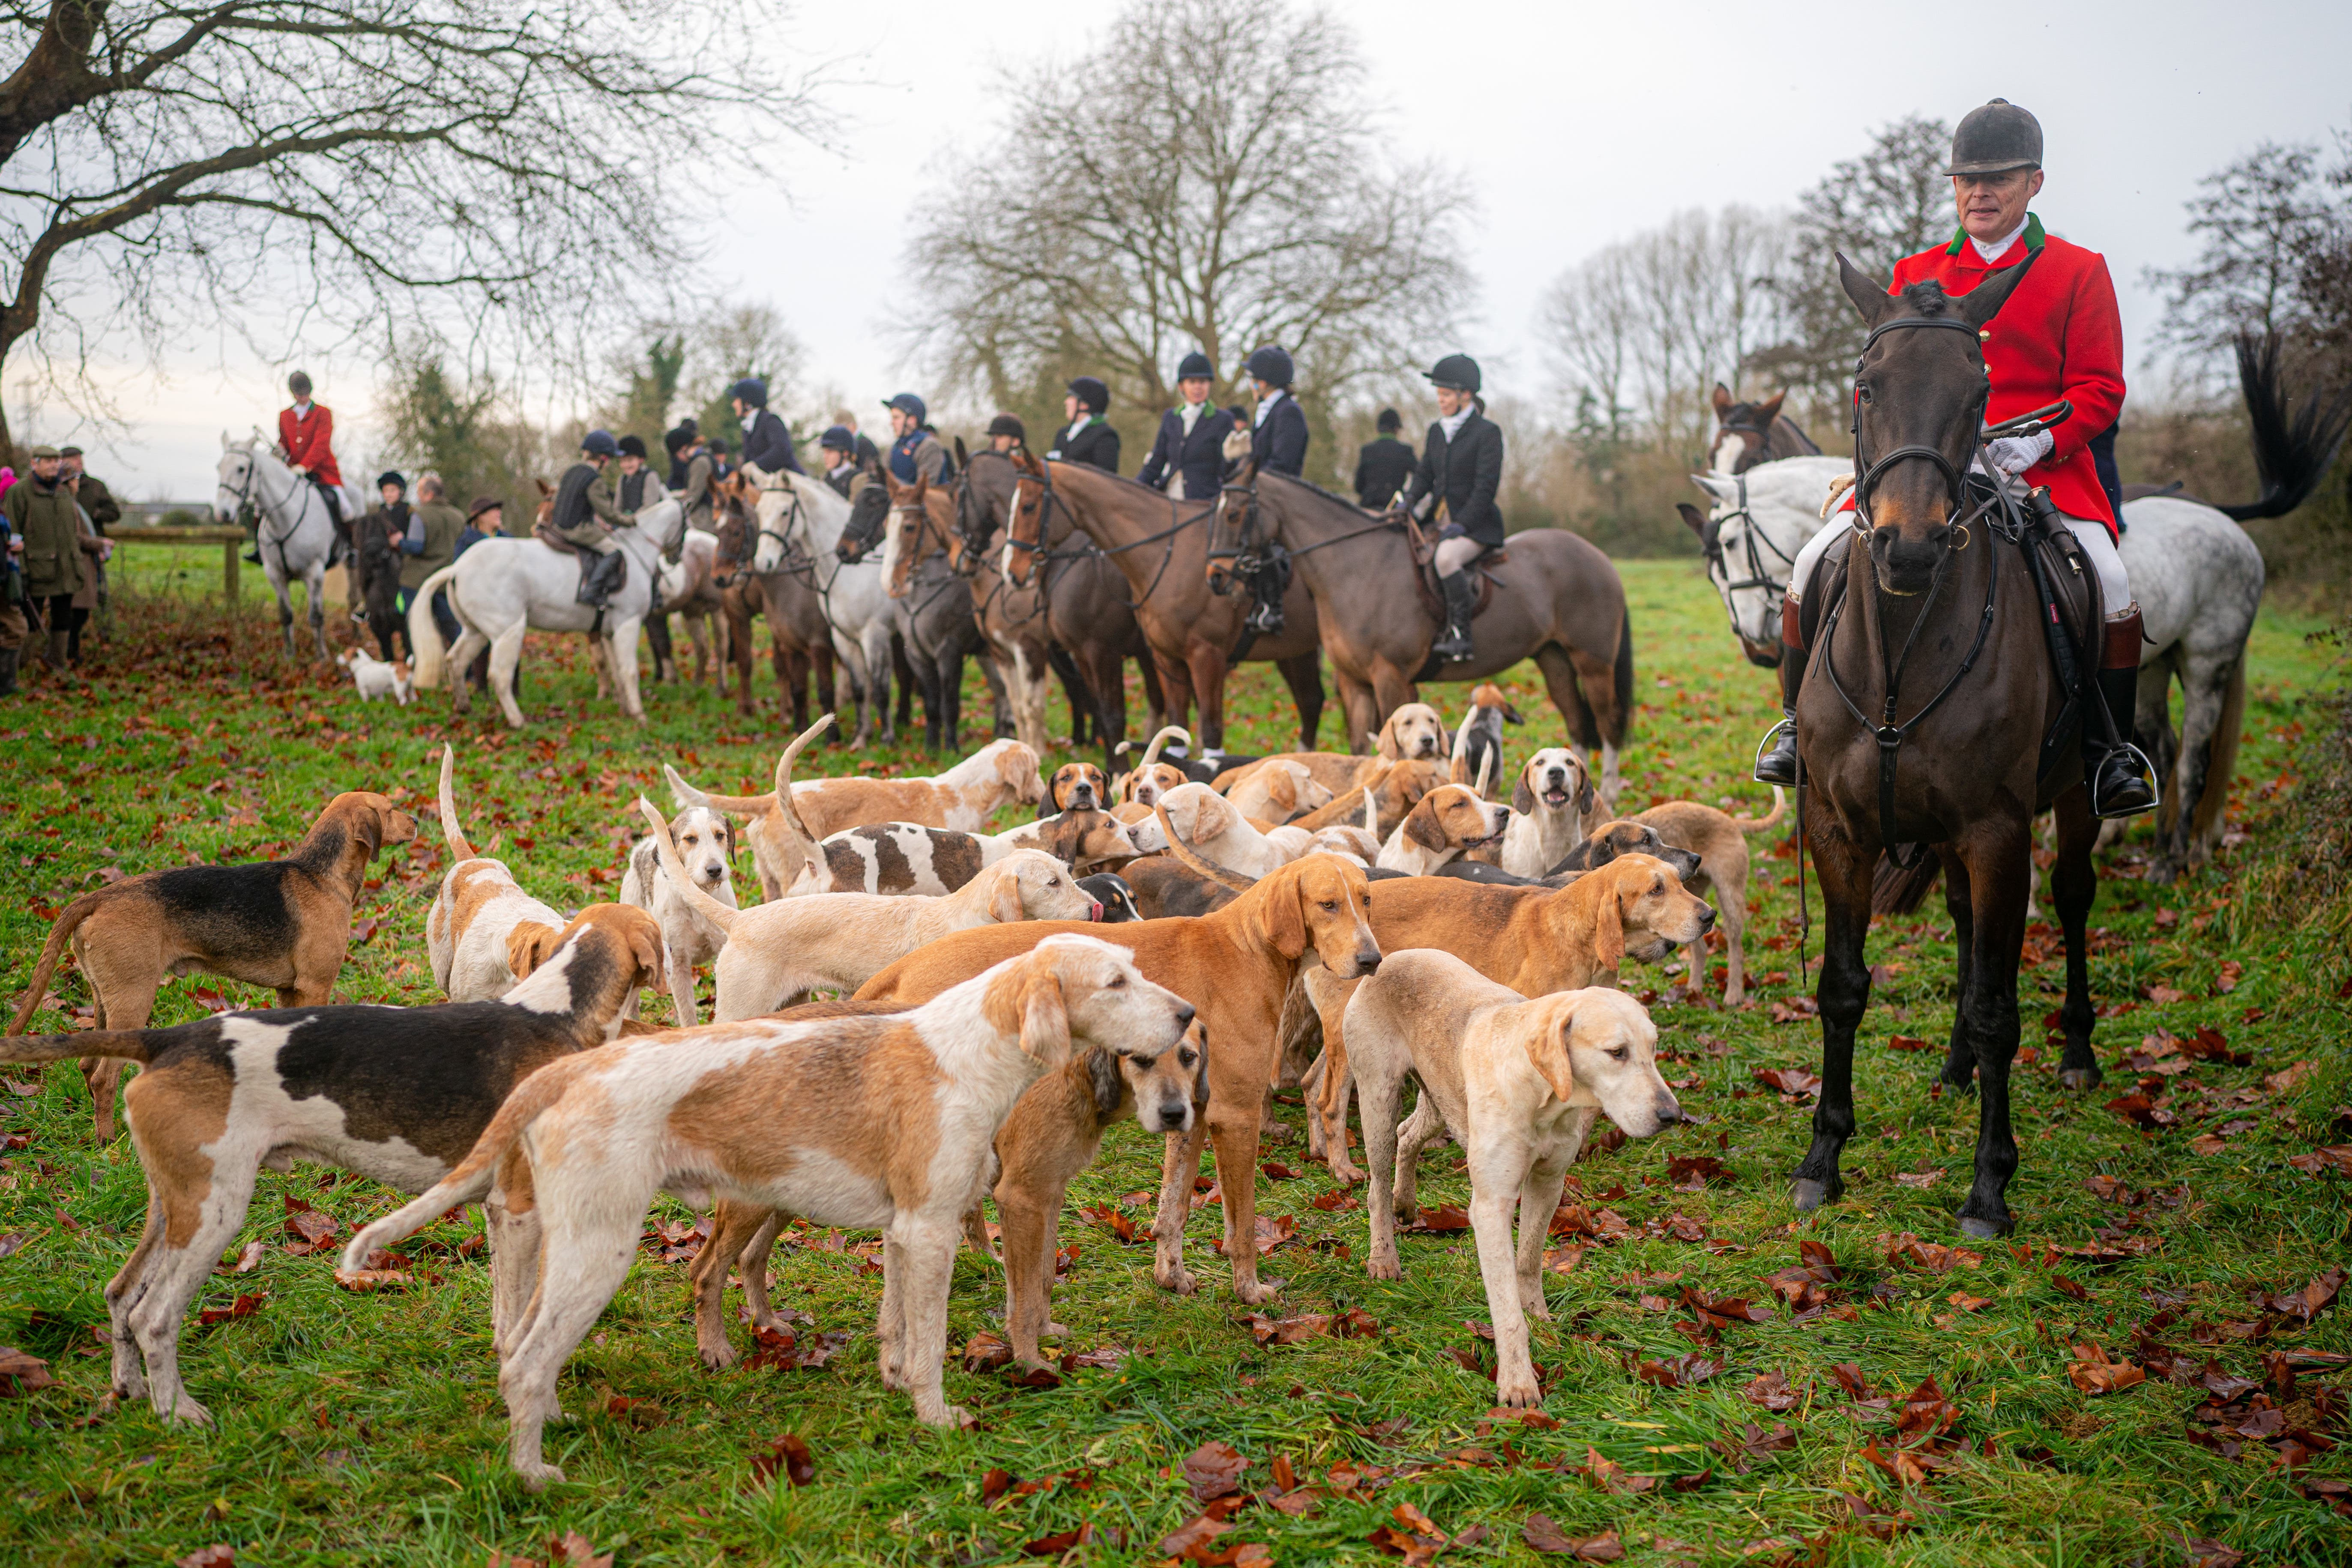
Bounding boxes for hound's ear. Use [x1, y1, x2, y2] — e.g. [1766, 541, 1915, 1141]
[1577, 772, 1596, 817]
[626, 918, 666, 990]
[1403, 796, 1447, 851]
[350, 804, 384, 860]
[1019, 966, 1071, 1064]
[1086, 1047, 1125, 1120]
[1592, 873, 1628, 971]
[1527, 1002, 1580, 1103]
[989, 865, 1026, 925]
[1267, 769, 1297, 815]
[1036, 788, 1058, 822]
[1263, 874, 1308, 960]
[1374, 715, 1402, 761]
[1511, 769, 1537, 817]
[1191, 1028, 1212, 1105]
[1503, 703, 1525, 725]
[506, 920, 563, 980]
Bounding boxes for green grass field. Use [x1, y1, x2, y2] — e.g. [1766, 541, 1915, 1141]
[1, 557, 2346, 1567]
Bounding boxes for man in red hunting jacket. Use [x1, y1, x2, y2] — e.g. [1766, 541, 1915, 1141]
[268, 368, 347, 565]
[1759, 99, 2156, 819]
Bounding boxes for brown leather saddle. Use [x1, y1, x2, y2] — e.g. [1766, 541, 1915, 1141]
[1400, 510, 1507, 624]
[533, 523, 627, 593]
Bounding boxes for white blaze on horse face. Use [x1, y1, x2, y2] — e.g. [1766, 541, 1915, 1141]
[1709, 428, 1749, 478]
[750, 479, 795, 572]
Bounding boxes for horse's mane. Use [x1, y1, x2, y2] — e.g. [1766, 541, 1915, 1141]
[1046, 457, 1215, 507]
[1262, 469, 1378, 515]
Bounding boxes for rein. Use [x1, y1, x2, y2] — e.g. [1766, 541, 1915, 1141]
[1002, 459, 1208, 611]
[1703, 472, 1799, 643]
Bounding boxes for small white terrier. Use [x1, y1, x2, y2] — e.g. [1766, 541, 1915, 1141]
[338, 646, 414, 705]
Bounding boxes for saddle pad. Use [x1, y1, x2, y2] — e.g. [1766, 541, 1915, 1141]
[533, 522, 582, 556]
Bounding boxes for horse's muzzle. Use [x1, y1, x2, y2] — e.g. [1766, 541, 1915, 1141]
[1870, 526, 1952, 596]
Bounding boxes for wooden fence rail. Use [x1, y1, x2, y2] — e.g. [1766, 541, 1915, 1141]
[106, 525, 248, 602]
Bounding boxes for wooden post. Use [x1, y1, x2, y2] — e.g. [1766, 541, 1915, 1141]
[224, 539, 239, 604]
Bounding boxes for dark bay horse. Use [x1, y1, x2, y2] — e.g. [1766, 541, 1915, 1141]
[1707, 383, 1823, 476]
[1209, 463, 1634, 796]
[976, 451, 1325, 754]
[1793, 254, 2104, 1239]
[946, 452, 1166, 766]
[713, 475, 837, 734]
[835, 474, 1010, 752]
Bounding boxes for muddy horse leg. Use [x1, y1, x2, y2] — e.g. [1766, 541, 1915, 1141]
[1152, 651, 1197, 749]
[1184, 643, 1229, 754]
[1275, 652, 1325, 751]
[2050, 784, 2102, 1091]
[1952, 815, 2031, 1237]
[1792, 816, 1876, 1212]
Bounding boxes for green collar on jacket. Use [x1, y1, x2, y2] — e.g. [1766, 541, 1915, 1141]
[1945, 210, 2046, 257]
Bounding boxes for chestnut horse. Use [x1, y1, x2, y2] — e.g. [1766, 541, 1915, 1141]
[1793, 254, 2104, 1239]
[937, 456, 1166, 766]
[1208, 460, 1633, 796]
[974, 450, 1324, 755]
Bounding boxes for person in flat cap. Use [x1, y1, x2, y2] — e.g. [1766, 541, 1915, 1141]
[819, 425, 864, 498]
[1399, 354, 1503, 663]
[1354, 407, 1415, 512]
[57, 446, 118, 628]
[883, 393, 952, 486]
[1761, 97, 2151, 819]
[3, 445, 108, 680]
[1137, 352, 1226, 500]
[1244, 347, 1308, 477]
[1050, 377, 1120, 473]
[730, 377, 805, 479]
[985, 413, 1028, 456]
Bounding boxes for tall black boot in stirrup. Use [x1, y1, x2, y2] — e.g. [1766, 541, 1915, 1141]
[2084, 607, 2157, 818]
[1754, 646, 1804, 787]
[1432, 571, 1475, 661]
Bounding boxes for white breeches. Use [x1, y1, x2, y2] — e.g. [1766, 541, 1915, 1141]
[1786, 512, 2130, 619]
[1434, 536, 1483, 575]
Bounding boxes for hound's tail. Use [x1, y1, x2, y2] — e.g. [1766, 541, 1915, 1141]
[6, 892, 111, 1036]
[1292, 761, 1396, 834]
[1447, 709, 1479, 789]
[1153, 802, 1255, 892]
[438, 743, 479, 862]
[0, 1026, 159, 1065]
[1732, 786, 1789, 834]
[406, 562, 463, 689]
[339, 1053, 597, 1273]
[1137, 726, 1189, 769]
[637, 798, 740, 936]
[767, 714, 833, 889]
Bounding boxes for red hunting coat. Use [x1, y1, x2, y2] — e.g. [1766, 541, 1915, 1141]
[1889, 215, 2125, 534]
[277, 403, 342, 489]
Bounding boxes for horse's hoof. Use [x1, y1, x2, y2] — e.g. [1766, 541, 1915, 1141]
[1791, 1176, 1843, 1212]
[2057, 1066, 2103, 1092]
[1956, 1212, 2013, 1240]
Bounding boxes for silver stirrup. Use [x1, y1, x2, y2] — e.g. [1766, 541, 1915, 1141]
[2091, 742, 2162, 820]
[1752, 717, 1795, 783]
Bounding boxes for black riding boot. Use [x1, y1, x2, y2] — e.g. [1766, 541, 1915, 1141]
[1754, 648, 1804, 787]
[2085, 613, 2157, 818]
[576, 549, 622, 607]
[0, 646, 18, 698]
[1432, 571, 1476, 662]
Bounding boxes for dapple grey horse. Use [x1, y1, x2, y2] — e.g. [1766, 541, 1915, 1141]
[213, 433, 361, 660]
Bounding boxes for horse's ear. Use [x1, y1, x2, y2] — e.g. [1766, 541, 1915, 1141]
[536, 478, 555, 498]
[954, 436, 970, 467]
[221, 431, 233, 448]
[1837, 251, 1893, 328]
[1756, 390, 1786, 423]
[1677, 502, 1709, 538]
[1957, 247, 2040, 331]
[1711, 383, 1733, 416]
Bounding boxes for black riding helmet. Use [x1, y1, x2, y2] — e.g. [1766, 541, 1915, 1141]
[1425, 353, 1482, 394]
[1176, 351, 1214, 382]
[1245, 346, 1293, 388]
[1947, 98, 2042, 175]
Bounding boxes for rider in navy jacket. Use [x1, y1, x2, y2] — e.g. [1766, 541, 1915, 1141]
[1244, 346, 1308, 477]
[1137, 352, 1230, 500]
[731, 377, 804, 476]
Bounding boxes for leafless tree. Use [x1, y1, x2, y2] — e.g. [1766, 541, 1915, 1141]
[1538, 206, 1789, 459]
[2145, 141, 2334, 371]
[0, 0, 835, 452]
[901, 0, 1471, 442]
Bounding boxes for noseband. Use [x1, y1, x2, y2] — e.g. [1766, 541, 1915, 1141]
[1702, 472, 1798, 645]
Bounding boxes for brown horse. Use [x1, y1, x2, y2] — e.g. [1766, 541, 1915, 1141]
[1706, 383, 1822, 475]
[844, 473, 1012, 752]
[713, 473, 838, 734]
[941, 455, 1166, 766]
[1792, 254, 2104, 1240]
[1209, 462, 1634, 796]
[976, 450, 1323, 755]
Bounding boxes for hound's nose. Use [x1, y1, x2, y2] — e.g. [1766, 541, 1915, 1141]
[1157, 1100, 1191, 1129]
[1355, 948, 1382, 976]
[1656, 1099, 1686, 1125]
[1698, 904, 1718, 931]
[1175, 1002, 1197, 1028]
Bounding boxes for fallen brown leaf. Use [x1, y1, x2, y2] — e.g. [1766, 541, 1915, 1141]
[1578, 1444, 1656, 1493]
[2066, 1341, 2146, 1395]
[1185, 1439, 1248, 1502]
[1522, 1515, 1624, 1559]
[750, 1432, 814, 1487]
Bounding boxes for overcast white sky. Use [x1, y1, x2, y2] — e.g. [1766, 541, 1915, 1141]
[25, 0, 2352, 498]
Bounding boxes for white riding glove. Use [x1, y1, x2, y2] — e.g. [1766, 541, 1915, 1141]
[1985, 429, 2053, 479]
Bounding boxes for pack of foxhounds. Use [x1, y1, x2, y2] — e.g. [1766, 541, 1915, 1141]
[4, 685, 1786, 1487]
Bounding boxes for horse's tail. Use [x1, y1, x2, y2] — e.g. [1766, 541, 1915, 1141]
[438, 743, 479, 863]
[2218, 329, 2352, 522]
[1610, 609, 1636, 747]
[407, 562, 461, 688]
[2193, 659, 2248, 848]
[1871, 852, 1943, 918]
[1732, 787, 1789, 834]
